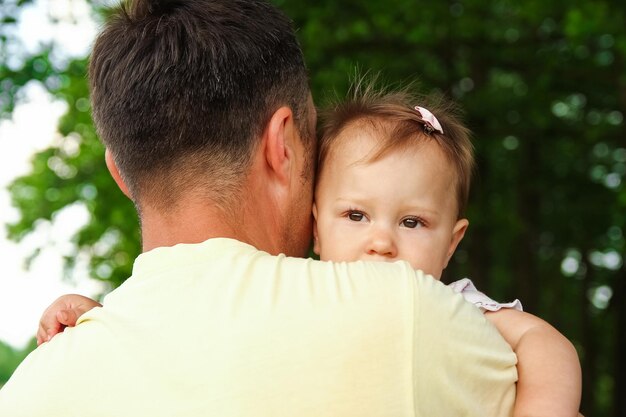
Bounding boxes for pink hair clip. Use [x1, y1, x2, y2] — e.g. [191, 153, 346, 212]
[414, 106, 444, 135]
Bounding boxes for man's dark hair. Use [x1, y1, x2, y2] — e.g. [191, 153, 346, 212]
[90, 0, 312, 210]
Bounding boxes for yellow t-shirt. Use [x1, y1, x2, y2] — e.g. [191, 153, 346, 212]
[0, 238, 517, 416]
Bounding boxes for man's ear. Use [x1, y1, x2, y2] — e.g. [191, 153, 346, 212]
[105, 148, 132, 199]
[263, 106, 295, 184]
[312, 202, 320, 255]
[444, 218, 469, 268]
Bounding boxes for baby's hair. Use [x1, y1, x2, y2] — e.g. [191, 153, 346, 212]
[318, 77, 475, 218]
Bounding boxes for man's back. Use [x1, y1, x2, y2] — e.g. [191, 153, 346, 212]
[0, 238, 517, 416]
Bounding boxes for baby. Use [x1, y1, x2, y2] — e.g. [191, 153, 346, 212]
[39, 82, 582, 416]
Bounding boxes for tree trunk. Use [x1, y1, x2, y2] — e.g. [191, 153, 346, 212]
[515, 138, 540, 313]
[580, 260, 595, 416]
[613, 265, 626, 417]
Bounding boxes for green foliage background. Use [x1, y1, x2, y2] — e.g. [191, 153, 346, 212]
[1, 0, 625, 415]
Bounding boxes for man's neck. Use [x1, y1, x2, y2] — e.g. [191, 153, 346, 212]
[139, 203, 231, 252]
[139, 197, 284, 255]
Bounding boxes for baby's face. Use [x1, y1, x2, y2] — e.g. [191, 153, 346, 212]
[313, 126, 468, 278]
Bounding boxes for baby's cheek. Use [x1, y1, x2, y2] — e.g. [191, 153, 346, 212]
[320, 244, 358, 263]
[405, 256, 444, 279]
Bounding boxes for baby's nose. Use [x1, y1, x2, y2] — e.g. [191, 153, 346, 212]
[366, 228, 397, 258]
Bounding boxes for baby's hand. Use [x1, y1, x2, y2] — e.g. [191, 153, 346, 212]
[37, 294, 102, 345]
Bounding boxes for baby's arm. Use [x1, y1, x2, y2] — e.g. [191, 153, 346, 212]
[37, 294, 102, 345]
[485, 309, 582, 417]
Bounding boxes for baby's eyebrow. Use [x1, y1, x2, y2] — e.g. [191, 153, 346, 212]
[333, 196, 371, 206]
[402, 200, 438, 211]
[396, 201, 442, 216]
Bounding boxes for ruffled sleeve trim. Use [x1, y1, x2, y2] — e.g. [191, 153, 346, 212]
[448, 278, 523, 313]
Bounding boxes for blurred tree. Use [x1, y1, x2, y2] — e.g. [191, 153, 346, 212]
[1, 0, 624, 415]
[1, 0, 140, 289]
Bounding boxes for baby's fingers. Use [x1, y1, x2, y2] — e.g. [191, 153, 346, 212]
[37, 317, 62, 345]
[36, 294, 101, 345]
[56, 309, 79, 327]
[36, 326, 48, 346]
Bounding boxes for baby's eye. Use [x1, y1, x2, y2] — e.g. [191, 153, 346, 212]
[401, 217, 424, 229]
[347, 210, 365, 222]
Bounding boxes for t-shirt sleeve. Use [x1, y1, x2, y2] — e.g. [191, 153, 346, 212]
[410, 270, 518, 417]
[0, 333, 76, 415]
[0, 310, 120, 416]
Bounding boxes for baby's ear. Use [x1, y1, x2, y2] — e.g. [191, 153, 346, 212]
[312, 203, 320, 255]
[445, 218, 469, 267]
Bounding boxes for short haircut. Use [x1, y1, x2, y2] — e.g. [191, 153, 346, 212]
[89, 0, 313, 210]
[318, 79, 474, 218]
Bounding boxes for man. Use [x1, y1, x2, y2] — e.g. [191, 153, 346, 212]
[0, 0, 517, 415]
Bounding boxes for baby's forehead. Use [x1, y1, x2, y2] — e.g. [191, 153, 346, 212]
[315, 117, 462, 206]
[321, 116, 429, 166]
[322, 117, 394, 153]
[335, 116, 390, 141]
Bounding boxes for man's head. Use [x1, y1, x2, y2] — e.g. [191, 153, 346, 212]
[90, 0, 315, 213]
